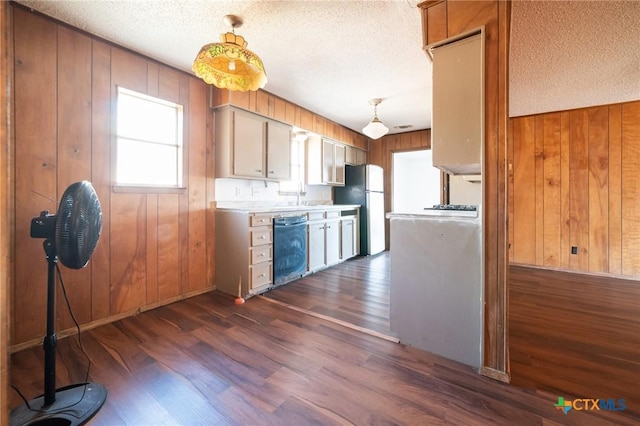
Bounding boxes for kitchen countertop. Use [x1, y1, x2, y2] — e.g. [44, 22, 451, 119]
[386, 209, 479, 219]
[216, 204, 361, 214]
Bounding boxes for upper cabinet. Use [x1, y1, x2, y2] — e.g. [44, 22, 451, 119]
[345, 145, 367, 166]
[307, 135, 345, 186]
[211, 88, 369, 151]
[431, 32, 484, 175]
[215, 106, 291, 180]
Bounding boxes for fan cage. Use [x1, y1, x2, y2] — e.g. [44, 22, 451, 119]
[55, 181, 102, 269]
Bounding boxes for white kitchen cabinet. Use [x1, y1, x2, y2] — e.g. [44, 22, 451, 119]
[340, 217, 357, 260]
[307, 210, 346, 272]
[307, 135, 345, 186]
[266, 121, 292, 180]
[356, 148, 367, 165]
[307, 216, 326, 272]
[325, 216, 341, 266]
[215, 106, 292, 180]
[324, 210, 342, 266]
[346, 145, 367, 166]
[322, 138, 335, 184]
[431, 32, 484, 175]
[345, 145, 357, 165]
[334, 143, 346, 185]
[233, 110, 265, 178]
[215, 210, 273, 299]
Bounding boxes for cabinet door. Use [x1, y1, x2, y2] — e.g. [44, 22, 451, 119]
[322, 139, 335, 184]
[325, 219, 340, 266]
[345, 145, 357, 165]
[431, 33, 483, 175]
[305, 135, 323, 185]
[356, 148, 367, 165]
[233, 110, 265, 177]
[308, 222, 326, 271]
[266, 121, 291, 180]
[340, 219, 355, 260]
[334, 144, 346, 186]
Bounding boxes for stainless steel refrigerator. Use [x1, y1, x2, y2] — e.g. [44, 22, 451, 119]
[333, 164, 385, 255]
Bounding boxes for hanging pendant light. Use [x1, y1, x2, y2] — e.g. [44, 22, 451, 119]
[362, 98, 389, 139]
[192, 14, 267, 92]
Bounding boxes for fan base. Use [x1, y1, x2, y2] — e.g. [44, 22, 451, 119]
[10, 383, 107, 426]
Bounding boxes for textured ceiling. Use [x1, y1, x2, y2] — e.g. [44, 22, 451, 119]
[16, 1, 640, 134]
[510, 1, 640, 117]
[17, 0, 430, 135]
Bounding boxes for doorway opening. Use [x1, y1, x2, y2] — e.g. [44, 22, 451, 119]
[392, 150, 441, 213]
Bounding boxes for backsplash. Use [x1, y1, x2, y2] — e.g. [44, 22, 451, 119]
[215, 178, 333, 207]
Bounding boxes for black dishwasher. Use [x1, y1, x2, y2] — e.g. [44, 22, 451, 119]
[273, 215, 308, 286]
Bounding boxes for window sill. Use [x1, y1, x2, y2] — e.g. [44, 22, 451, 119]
[112, 185, 187, 194]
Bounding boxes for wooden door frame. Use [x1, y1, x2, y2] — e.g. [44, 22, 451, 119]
[1, 1, 11, 422]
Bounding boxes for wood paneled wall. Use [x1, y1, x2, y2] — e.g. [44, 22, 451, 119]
[418, 0, 510, 380]
[509, 100, 640, 277]
[11, 6, 215, 347]
[368, 130, 431, 249]
[1, 1, 10, 422]
[509, 265, 640, 419]
[212, 88, 368, 150]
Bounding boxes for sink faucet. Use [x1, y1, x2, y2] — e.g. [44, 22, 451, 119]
[296, 182, 303, 206]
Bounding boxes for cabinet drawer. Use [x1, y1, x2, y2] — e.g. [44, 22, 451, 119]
[251, 227, 272, 246]
[251, 214, 272, 227]
[251, 245, 272, 264]
[326, 211, 340, 219]
[308, 211, 325, 221]
[250, 262, 272, 288]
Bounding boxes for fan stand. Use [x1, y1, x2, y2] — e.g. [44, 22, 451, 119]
[10, 239, 107, 426]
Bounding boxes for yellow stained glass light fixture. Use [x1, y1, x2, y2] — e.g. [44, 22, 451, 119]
[193, 14, 267, 92]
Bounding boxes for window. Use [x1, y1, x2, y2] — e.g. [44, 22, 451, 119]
[116, 87, 184, 188]
[279, 134, 306, 194]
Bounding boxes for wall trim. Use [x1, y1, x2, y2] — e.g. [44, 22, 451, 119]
[9, 286, 216, 353]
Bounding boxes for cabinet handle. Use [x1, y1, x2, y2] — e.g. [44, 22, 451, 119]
[259, 235, 266, 239]
[259, 273, 266, 277]
[269, 170, 275, 174]
[259, 253, 265, 257]
[256, 169, 262, 173]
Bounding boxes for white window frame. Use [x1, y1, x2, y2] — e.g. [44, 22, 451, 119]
[114, 87, 185, 190]
[279, 134, 306, 195]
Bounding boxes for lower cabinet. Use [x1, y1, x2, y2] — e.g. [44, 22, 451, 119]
[325, 213, 341, 266]
[307, 217, 326, 273]
[340, 217, 357, 260]
[307, 210, 347, 272]
[215, 210, 273, 299]
[215, 207, 360, 299]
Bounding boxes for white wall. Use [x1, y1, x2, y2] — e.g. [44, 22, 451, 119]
[393, 150, 441, 213]
[449, 176, 482, 205]
[215, 178, 332, 207]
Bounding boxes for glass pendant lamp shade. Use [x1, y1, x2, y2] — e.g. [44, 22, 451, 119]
[363, 117, 389, 139]
[193, 15, 267, 92]
[362, 99, 389, 139]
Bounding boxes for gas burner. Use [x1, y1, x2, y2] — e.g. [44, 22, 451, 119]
[429, 204, 477, 211]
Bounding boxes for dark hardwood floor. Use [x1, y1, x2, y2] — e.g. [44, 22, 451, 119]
[8, 254, 638, 424]
[264, 252, 395, 339]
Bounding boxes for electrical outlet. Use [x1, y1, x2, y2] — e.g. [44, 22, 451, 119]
[235, 187, 241, 197]
[252, 187, 259, 197]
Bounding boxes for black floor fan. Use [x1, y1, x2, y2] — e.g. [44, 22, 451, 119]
[11, 181, 107, 426]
